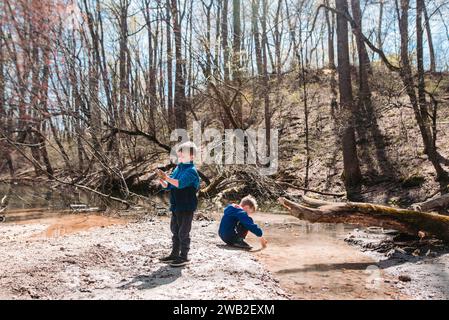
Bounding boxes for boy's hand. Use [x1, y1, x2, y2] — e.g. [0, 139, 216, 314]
[260, 237, 268, 248]
[159, 179, 168, 188]
[156, 169, 168, 180]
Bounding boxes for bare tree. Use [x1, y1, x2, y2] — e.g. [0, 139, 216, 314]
[324, 0, 336, 69]
[397, 0, 447, 181]
[166, 0, 174, 130]
[171, 0, 187, 129]
[423, 1, 436, 72]
[232, 0, 243, 126]
[336, 0, 362, 199]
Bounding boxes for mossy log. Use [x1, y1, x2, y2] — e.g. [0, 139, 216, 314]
[278, 195, 449, 242]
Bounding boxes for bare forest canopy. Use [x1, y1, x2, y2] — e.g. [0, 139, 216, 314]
[1, 0, 449, 214]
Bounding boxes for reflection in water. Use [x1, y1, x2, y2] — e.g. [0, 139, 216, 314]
[0, 182, 169, 211]
[0, 182, 112, 210]
[0, 182, 169, 223]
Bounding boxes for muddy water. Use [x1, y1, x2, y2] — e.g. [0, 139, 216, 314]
[0, 183, 130, 236]
[27, 214, 126, 238]
[247, 212, 406, 299]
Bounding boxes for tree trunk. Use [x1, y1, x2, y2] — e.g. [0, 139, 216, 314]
[119, 1, 130, 128]
[279, 196, 449, 242]
[273, 0, 282, 78]
[377, 0, 384, 53]
[88, 41, 102, 152]
[423, 1, 436, 73]
[0, 16, 4, 121]
[232, 0, 242, 126]
[324, 0, 335, 69]
[222, 0, 230, 82]
[220, 0, 231, 129]
[350, 0, 372, 75]
[261, 0, 270, 156]
[214, 0, 221, 78]
[203, 0, 213, 79]
[336, 0, 362, 199]
[38, 45, 54, 178]
[251, 0, 263, 75]
[144, 0, 157, 132]
[166, 0, 175, 130]
[171, 0, 187, 129]
[351, 0, 372, 113]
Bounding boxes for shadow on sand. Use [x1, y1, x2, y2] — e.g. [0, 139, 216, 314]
[119, 264, 184, 290]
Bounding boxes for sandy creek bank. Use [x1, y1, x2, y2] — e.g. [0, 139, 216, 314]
[1, 210, 446, 299]
[0, 213, 286, 299]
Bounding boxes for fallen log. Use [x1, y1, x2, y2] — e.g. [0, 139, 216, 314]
[278, 196, 449, 242]
[411, 193, 449, 212]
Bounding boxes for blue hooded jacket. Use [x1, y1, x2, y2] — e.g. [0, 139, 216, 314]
[164, 162, 200, 212]
[218, 204, 263, 242]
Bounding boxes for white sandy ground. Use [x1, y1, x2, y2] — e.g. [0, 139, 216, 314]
[0, 216, 288, 300]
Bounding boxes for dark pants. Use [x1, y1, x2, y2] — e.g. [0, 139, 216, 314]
[170, 211, 194, 258]
[225, 222, 249, 245]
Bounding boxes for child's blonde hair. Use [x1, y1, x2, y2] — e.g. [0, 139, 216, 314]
[240, 195, 258, 211]
[176, 141, 198, 158]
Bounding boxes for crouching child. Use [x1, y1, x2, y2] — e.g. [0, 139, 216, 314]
[218, 195, 267, 250]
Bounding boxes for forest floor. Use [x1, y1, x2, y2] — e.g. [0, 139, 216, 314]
[2, 210, 447, 300]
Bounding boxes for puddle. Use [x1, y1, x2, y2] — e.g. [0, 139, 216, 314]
[246, 212, 406, 299]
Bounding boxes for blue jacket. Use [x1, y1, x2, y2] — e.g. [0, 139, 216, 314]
[218, 204, 263, 242]
[165, 162, 200, 212]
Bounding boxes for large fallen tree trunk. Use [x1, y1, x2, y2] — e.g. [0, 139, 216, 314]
[278, 195, 449, 242]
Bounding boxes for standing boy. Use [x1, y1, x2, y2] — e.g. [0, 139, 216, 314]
[157, 142, 200, 267]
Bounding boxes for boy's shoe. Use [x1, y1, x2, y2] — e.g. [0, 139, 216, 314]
[160, 254, 179, 263]
[231, 239, 253, 250]
[170, 257, 190, 267]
